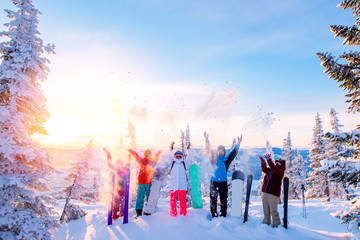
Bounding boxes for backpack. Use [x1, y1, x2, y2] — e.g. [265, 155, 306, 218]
[170, 160, 186, 171]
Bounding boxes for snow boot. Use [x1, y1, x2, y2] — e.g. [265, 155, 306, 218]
[136, 209, 142, 217]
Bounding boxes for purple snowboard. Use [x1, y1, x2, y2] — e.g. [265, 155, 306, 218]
[108, 172, 115, 225]
[123, 167, 130, 224]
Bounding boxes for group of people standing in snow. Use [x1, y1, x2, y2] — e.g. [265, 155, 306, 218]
[105, 133, 286, 228]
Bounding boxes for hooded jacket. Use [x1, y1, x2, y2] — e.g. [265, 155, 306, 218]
[261, 158, 286, 197]
[169, 154, 188, 191]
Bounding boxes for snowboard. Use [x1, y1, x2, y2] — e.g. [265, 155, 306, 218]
[283, 177, 289, 229]
[113, 174, 125, 219]
[189, 164, 203, 209]
[231, 170, 244, 217]
[123, 167, 131, 224]
[108, 172, 115, 225]
[143, 167, 166, 215]
[243, 174, 253, 223]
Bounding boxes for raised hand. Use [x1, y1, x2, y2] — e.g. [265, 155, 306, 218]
[264, 154, 272, 161]
[258, 156, 265, 161]
[103, 147, 110, 155]
[171, 141, 175, 150]
[237, 135, 243, 145]
[204, 132, 210, 144]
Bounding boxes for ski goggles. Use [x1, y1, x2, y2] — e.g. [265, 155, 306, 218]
[275, 160, 284, 166]
[175, 155, 182, 159]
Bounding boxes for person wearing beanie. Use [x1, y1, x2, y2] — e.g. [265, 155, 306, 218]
[259, 154, 286, 228]
[169, 150, 188, 217]
[204, 132, 242, 218]
[128, 148, 162, 217]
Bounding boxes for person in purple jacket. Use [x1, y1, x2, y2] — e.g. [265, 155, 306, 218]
[259, 153, 286, 228]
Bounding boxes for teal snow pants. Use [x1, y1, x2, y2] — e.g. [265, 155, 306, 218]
[136, 184, 151, 210]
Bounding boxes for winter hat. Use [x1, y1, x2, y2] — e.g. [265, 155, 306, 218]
[275, 158, 285, 167]
[144, 149, 152, 157]
[217, 145, 226, 156]
[174, 150, 183, 159]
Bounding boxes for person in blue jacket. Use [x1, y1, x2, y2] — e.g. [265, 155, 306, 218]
[204, 132, 242, 218]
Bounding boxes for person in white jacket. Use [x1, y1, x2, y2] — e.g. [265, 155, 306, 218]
[169, 150, 188, 217]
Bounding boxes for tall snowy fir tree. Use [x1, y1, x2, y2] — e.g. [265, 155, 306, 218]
[60, 141, 98, 224]
[307, 113, 330, 201]
[282, 132, 293, 176]
[185, 124, 191, 151]
[282, 132, 300, 199]
[317, 1, 360, 236]
[0, 1, 59, 239]
[322, 108, 349, 200]
[291, 149, 307, 199]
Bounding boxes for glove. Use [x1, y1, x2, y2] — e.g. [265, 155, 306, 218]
[258, 156, 265, 161]
[264, 154, 271, 161]
[237, 135, 243, 145]
[204, 131, 210, 145]
[204, 131, 209, 141]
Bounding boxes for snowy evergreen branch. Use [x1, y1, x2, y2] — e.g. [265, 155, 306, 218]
[0, 0, 59, 239]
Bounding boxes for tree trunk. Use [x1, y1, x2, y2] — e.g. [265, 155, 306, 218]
[60, 177, 77, 224]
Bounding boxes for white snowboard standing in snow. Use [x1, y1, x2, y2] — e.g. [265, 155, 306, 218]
[231, 170, 245, 217]
[144, 168, 165, 215]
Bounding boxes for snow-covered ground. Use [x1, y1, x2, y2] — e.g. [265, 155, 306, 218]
[52, 196, 353, 240]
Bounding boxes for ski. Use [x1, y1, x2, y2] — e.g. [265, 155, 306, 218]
[108, 172, 115, 225]
[283, 177, 289, 229]
[243, 174, 253, 223]
[231, 170, 244, 217]
[123, 167, 130, 224]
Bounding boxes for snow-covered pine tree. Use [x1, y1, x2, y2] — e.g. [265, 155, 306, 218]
[321, 108, 349, 200]
[185, 124, 191, 150]
[317, 1, 360, 158]
[330, 108, 344, 133]
[307, 113, 330, 201]
[282, 132, 293, 176]
[0, 0, 59, 239]
[291, 149, 307, 199]
[59, 141, 98, 224]
[180, 130, 186, 156]
[317, 2, 360, 232]
[87, 140, 104, 202]
[258, 141, 274, 197]
[180, 127, 192, 206]
[282, 132, 301, 199]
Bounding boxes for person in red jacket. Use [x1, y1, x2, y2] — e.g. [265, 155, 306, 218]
[259, 153, 286, 228]
[128, 148, 162, 217]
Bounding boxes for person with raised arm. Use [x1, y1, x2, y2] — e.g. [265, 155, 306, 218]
[103, 148, 127, 219]
[259, 153, 286, 228]
[204, 132, 242, 218]
[128, 148, 162, 217]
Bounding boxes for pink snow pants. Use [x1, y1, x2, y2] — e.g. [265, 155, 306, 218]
[170, 190, 187, 217]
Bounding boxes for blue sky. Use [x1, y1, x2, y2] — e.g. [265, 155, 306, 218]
[0, 0, 358, 148]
